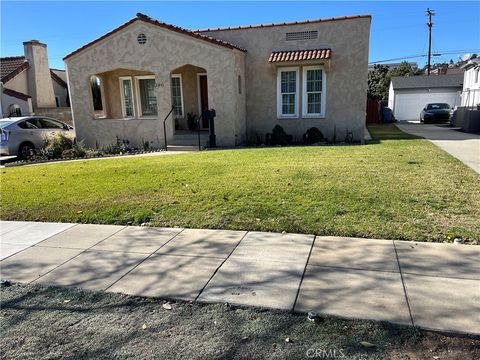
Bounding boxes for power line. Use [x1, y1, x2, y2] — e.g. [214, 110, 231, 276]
[369, 49, 480, 64]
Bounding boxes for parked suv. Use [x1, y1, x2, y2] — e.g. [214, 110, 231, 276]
[0, 116, 74, 158]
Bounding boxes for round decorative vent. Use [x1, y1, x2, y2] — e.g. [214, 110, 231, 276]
[137, 33, 147, 45]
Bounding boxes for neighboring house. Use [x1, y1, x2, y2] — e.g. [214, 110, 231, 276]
[388, 74, 463, 121]
[452, 58, 480, 132]
[368, 62, 418, 72]
[0, 40, 71, 120]
[64, 12, 371, 148]
[460, 58, 480, 108]
[429, 65, 464, 76]
[50, 69, 70, 107]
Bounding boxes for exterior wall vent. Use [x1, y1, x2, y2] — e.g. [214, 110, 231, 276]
[137, 34, 147, 44]
[286, 30, 318, 41]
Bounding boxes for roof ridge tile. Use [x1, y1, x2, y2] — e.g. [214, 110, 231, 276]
[196, 14, 371, 32]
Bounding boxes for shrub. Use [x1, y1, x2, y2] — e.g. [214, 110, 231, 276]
[345, 130, 354, 143]
[41, 134, 74, 159]
[102, 142, 122, 155]
[268, 125, 292, 146]
[142, 140, 150, 152]
[303, 127, 324, 144]
[72, 140, 89, 158]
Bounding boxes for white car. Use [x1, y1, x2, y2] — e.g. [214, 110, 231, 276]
[0, 116, 74, 158]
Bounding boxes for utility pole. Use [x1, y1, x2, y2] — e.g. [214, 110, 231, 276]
[426, 8, 435, 75]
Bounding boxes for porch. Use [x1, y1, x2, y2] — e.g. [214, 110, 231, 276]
[87, 64, 213, 148]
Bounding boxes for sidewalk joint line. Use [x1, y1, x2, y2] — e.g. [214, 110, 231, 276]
[393, 240, 415, 327]
[306, 263, 401, 274]
[194, 230, 249, 302]
[27, 225, 127, 285]
[291, 234, 316, 313]
[104, 228, 186, 291]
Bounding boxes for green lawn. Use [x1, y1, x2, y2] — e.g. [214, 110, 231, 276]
[1, 124, 479, 242]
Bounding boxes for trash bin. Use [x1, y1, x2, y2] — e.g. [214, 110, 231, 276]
[382, 107, 393, 123]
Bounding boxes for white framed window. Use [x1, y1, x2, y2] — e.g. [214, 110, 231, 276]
[302, 66, 326, 117]
[119, 76, 135, 118]
[277, 67, 299, 118]
[171, 74, 184, 118]
[135, 75, 157, 117]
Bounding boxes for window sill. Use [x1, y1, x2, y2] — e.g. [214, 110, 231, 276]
[277, 115, 299, 119]
[92, 117, 158, 121]
[138, 116, 158, 120]
[302, 114, 325, 119]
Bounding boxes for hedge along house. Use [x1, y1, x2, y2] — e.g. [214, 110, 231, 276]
[64, 13, 371, 148]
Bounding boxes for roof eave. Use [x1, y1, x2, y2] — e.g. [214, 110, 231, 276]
[393, 85, 463, 90]
[1, 61, 29, 84]
[63, 14, 246, 62]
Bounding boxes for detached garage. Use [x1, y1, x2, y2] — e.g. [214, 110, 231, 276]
[388, 74, 463, 121]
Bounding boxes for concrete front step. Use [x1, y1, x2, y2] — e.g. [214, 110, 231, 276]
[170, 131, 209, 147]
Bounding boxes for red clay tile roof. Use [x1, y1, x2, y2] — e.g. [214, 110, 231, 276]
[1, 56, 29, 83]
[64, 13, 246, 61]
[3, 88, 31, 101]
[50, 69, 67, 87]
[269, 49, 331, 63]
[196, 14, 371, 32]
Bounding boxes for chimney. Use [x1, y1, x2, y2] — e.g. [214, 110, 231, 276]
[23, 40, 56, 109]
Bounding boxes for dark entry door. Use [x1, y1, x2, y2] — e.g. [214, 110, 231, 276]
[199, 75, 209, 129]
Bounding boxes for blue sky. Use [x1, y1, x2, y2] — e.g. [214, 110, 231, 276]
[1, 1, 479, 70]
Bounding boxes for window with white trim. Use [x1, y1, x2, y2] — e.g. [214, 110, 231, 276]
[171, 74, 184, 117]
[119, 76, 134, 118]
[135, 76, 157, 117]
[302, 66, 326, 117]
[277, 67, 299, 117]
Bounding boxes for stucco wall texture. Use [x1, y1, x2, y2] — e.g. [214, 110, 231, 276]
[65, 15, 370, 148]
[24, 41, 57, 109]
[4, 70, 29, 95]
[65, 21, 246, 148]
[201, 16, 371, 142]
[52, 78, 69, 107]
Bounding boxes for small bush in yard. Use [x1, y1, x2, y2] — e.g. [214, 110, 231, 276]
[72, 140, 90, 158]
[267, 125, 293, 146]
[41, 134, 74, 159]
[303, 127, 324, 144]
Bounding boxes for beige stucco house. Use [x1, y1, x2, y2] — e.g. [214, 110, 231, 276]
[64, 13, 371, 148]
[0, 41, 70, 121]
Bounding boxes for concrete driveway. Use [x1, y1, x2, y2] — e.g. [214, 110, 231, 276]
[396, 122, 480, 174]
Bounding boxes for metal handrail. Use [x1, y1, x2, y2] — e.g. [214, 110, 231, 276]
[197, 114, 203, 151]
[163, 105, 175, 151]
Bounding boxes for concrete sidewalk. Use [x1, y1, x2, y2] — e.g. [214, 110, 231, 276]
[396, 123, 480, 174]
[1, 221, 479, 335]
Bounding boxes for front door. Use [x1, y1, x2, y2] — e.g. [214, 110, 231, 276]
[198, 74, 209, 129]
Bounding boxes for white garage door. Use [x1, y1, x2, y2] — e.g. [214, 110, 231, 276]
[393, 89, 458, 121]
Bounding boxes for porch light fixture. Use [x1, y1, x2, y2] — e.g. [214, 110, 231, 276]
[137, 33, 147, 45]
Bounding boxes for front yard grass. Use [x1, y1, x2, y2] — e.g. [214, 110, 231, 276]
[1, 124, 479, 242]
